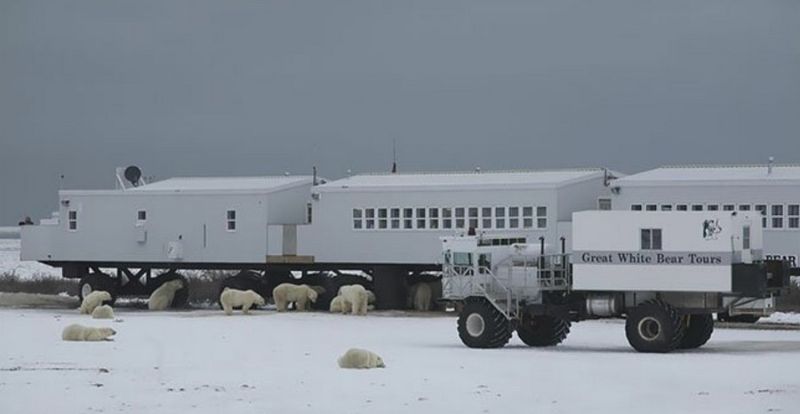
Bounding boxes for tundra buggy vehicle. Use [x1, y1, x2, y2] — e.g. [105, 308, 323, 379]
[441, 211, 790, 353]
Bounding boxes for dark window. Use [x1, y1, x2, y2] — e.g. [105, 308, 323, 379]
[641, 228, 662, 250]
[226, 210, 236, 231]
[598, 199, 612, 210]
[137, 210, 147, 221]
[631, 204, 642, 211]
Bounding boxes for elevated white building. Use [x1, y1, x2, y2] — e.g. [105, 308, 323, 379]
[610, 164, 800, 266]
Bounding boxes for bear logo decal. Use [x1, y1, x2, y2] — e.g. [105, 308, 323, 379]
[703, 219, 722, 240]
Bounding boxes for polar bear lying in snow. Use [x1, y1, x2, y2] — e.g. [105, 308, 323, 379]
[219, 288, 266, 315]
[62, 324, 116, 341]
[338, 284, 369, 315]
[79, 291, 111, 315]
[337, 348, 385, 369]
[91, 304, 114, 319]
[148, 279, 184, 310]
[273, 283, 318, 312]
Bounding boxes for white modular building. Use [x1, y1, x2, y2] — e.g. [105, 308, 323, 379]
[609, 164, 800, 268]
[21, 175, 315, 274]
[297, 168, 616, 267]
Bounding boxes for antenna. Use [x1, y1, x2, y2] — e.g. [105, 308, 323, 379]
[312, 166, 318, 186]
[391, 139, 398, 173]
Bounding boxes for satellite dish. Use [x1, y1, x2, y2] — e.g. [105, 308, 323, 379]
[124, 166, 142, 186]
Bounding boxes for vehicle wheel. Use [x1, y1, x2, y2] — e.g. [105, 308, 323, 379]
[678, 314, 714, 349]
[517, 315, 571, 347]
[457, 298, 512, 349]
[78, 273, 117, 304]
[153, 271, 189, 309]
[625, 299, 685, 353]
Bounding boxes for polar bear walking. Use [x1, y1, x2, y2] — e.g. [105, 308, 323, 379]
[62, 324, 116, 341]
[338, 284, 369, 315]
[91, 304, 115, 319]
[79, 291, 112, 315]
[337, 348, 385, 369]
[219, 288, 266, 315]
[148, 280, 184, 310]
[411, 282, 433, 311]
[272, 283, 318, 312]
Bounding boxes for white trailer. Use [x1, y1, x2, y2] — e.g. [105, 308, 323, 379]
[20, 175, 315, 305]
[441, 211, 790, 352]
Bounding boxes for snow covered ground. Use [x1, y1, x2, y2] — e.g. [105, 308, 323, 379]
[1, 309, 799, 414]
[0, 239, 59, 279]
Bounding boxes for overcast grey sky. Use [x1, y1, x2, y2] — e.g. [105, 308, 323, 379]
[1, 0, 799, 225]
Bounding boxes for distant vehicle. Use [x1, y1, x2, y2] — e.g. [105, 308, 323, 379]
[441, 211, 791, 353]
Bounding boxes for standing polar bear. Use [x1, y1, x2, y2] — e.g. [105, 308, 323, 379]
[62, 324, 116, 341]
[91, 304, 115, 319]
[148, 280, 184, 310]
[272, 283, 318, 312]
[409, 282, 433, 311]
[79, 291, 112, 315]
[338, 284, 369, 315]
[337, 348, 385, 369]
[219, 288, 266, 315]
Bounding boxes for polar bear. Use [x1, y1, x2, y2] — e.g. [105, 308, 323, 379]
[219, 288, 266, 315]
[91, 304, 115, 319]
[338, 284, 369, 315]
[79, 291, 112, 315]
[148, 279, 184, 310]
[272, 283, 318, 312]
[329, 295, 352, 313]
[62, 324, 116, 341]
[337, 348, 385, 369]
[412, 282, 432, 311]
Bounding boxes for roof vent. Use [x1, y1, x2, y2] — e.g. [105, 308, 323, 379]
[768, 156, 774, 175]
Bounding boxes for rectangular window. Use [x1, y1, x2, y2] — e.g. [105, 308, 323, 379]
[631, 204, 643, 211]
[468, 207, 479, 229]
[306, 203, 313, 224]
[743, 226, 751, 250]
[455, 207, 465, 229]
[523, 206, 534, 228]
[68, 210, 78, 231]
[691, 204, 703, 211]
[226, 210, 236, 231]
[537, 206, 547, 228]
[429, 208, 439, 229]
[771, 204, 784, 229]
[739, 204, 751, 211]
[442, 208, 452, 229]
[707, 204, 719, 211]
[136, 210, 147, 227]
[378, 208, 388, 229]
[509, 207, 520, 228]
[495, 207, 506, 229]
[352, 208, 363, 229]
[676, 204, 688, 211]
[365, 208, 375, 229]
[598, 198, 611, 211]
[417, 208, 426, 229]
[645, 204, 657, 211]
[403, 208, 413, 229]
[660, 205, 672, 211]
[789, 204, 799, 229]
[641, 228, 662, 250]
[390, 208, 400, 229]
[481, 207, 492, 229]
[755, 205, 767, 228]
[723, 204, 735, 211]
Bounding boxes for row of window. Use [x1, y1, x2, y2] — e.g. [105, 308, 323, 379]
[66, 209, 239, 232]
[352, 206, 548, 231]
[630, 203, 800, 229]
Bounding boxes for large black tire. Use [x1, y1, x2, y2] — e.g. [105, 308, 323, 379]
[517, 315, 571, 347]
[678, 314, 714, 349]
[152, 271, 189, 309]
[78, 273, 117, 305]
[625, 299, 685, 353]
[457, 298, 512, 349]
